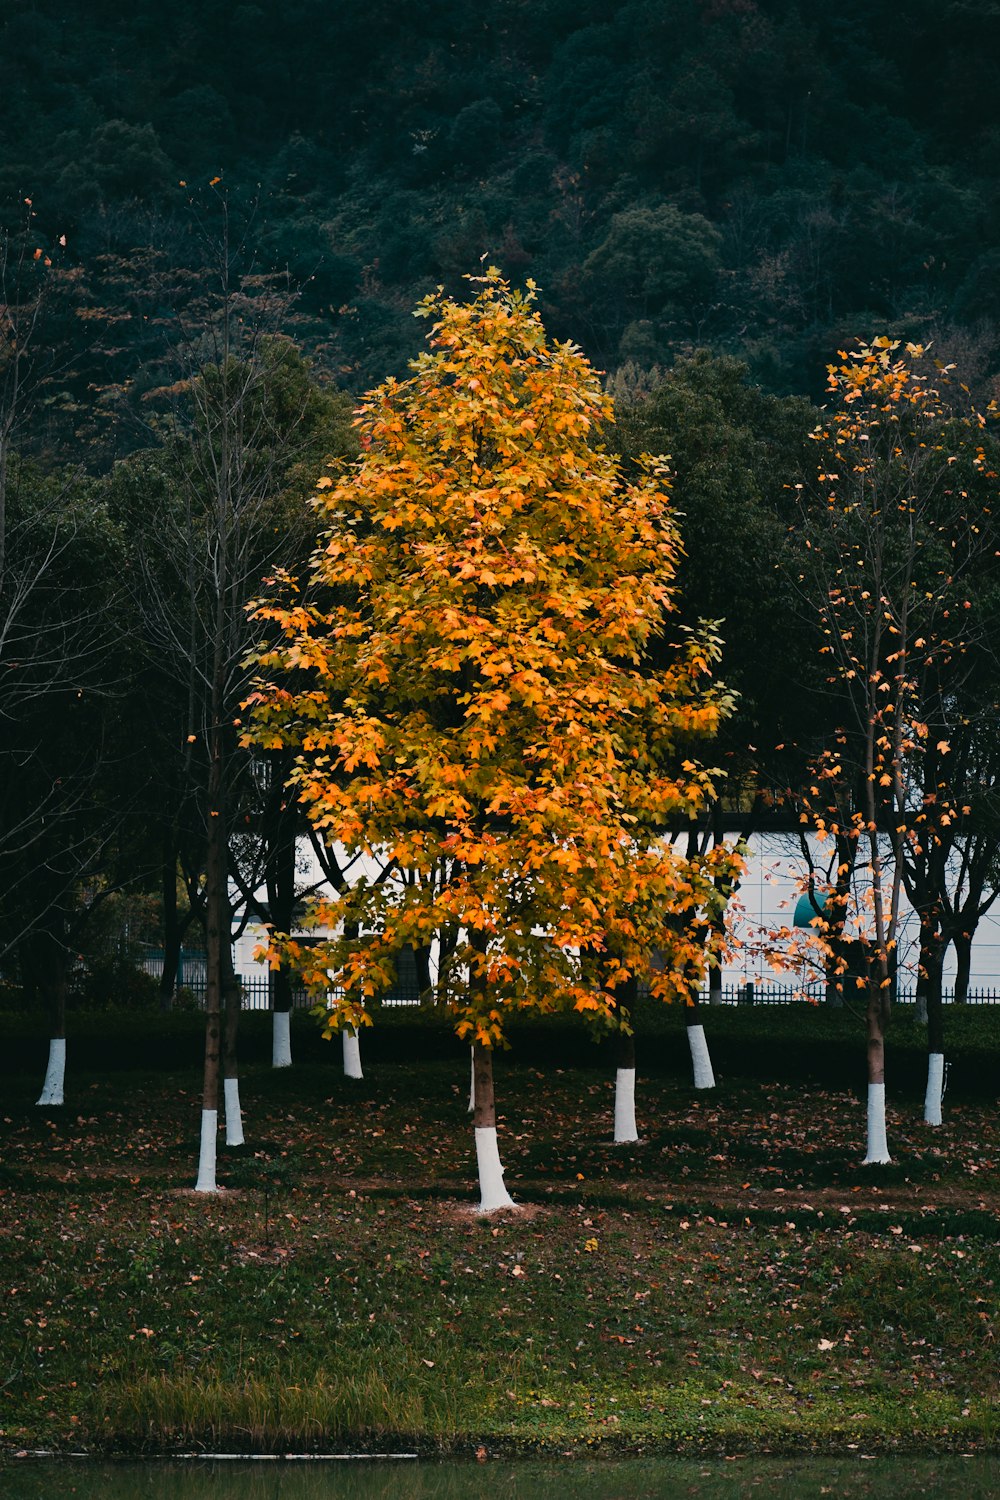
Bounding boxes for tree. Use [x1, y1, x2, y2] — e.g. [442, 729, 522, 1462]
[107, 223, 356, 1189]
[940, 721, 1000, 1008]
[227, 748, 371, 1070]
[0, 211, 148, 1102]
[895, 599, 1000, 1121]
[788, 338, 999, 1154]
[611, 352, 819, 1009]
[0, 463, 136, 1105]
[582, 203, 723, 366]
[248, 269, 739, 1211]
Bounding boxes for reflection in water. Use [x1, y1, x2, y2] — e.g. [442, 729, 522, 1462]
[1, 1455, 999, 1500]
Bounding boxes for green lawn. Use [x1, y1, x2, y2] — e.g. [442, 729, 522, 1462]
[1, 1005, 998, 1456]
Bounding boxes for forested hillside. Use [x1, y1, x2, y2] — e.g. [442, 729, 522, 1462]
[3, 0, 999, 407]
[2, 0, 1000, 1045]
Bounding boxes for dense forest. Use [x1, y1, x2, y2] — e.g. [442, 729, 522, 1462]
[2, 0, 1000, 1105]
[3, 0, 1000, 405]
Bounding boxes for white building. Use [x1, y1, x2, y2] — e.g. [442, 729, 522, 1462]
[726, 832, 1000, 996]
[232, 832, 1000, 1002]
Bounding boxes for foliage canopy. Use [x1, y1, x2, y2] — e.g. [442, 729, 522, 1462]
[248, 271, 740, 1045]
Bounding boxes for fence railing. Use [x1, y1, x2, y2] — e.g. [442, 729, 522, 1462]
[712, 982, 1000, 1006]
[182, 973, 422, 1010]
[166, 973, 1000, 1010]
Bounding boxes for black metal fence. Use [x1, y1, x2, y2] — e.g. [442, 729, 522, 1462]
[193, 973, 421, 1010]
[715, 982, 1000, 1006]
[169, 973, 1000, 1010]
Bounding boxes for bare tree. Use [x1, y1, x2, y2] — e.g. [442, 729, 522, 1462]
[108, 191, 354, 1188]
[790, 339, 999, 1155]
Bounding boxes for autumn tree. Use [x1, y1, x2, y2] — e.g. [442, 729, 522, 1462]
[248, 270, 739, 1212]
[789, 338, 999, 1154]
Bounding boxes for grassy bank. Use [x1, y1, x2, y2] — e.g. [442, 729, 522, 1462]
[1, 1006, 999, 1456]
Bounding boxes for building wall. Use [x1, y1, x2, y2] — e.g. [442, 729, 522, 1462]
[726, 833, 1000, 993]
[232, 834, 1000, 996]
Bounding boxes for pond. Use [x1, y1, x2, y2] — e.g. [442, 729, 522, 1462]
[2, 1455, 999, 1500]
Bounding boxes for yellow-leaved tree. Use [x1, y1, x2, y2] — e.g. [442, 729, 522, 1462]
[246, 270, 740, 1211]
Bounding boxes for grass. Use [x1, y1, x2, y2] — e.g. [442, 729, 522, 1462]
[1, 1003, 999, 1457]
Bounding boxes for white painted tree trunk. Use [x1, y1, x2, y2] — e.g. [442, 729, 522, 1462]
[924, 1053, 945, 1127]
[468, 1046, 475, 1112]
[343, 1029, 363, 1079]
[194, 1109, 219, 1192]
[687, 1024, 716, 1089]
[272, 1010, 292, 1068]
[863, 1082, 891, 1163]
[613, 1067, 638, 1142]
[36, 1038, 66, 1107]
[224, 1077, 245, 1147]
[475, 1125, 516, 1213]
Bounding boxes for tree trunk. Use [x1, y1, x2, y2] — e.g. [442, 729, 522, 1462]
[159, 833, 181, 1014]
[413, 940, 433, 1000]
[913, 910, 940, 1026]
[863, 973, 891, 1164]
[265, 755, 298, 1067]
[271, 1008, 292, 1068]
[824, 835, 853, 1007]
[824, 943, 845, 1008]
[924, 937, 945, 1127]
[222, 933, 244, 1147]
[472, 1039, 516, 1212]
[36, 1035, 67, 1108]
[684, 993, 716, 1089]
[34, 926, 68, 1108]
[271, 967, 294, 1068]
[952, 930, 973, 1006]
[342, 1027, 363, 1079]
[613, 1025, 638, 1142]
[924, 1050, 945, 1129]
[195, 721, 225, 1192]
[704, 807, 726, 1007]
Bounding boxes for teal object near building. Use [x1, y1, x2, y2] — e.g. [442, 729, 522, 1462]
[793, 890, 827, 927]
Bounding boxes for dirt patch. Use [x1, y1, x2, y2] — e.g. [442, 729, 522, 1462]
[229, 1243, 295, 1265]
[432, 1198, 548, 1226]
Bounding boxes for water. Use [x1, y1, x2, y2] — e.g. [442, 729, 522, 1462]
[1, 1455, 998, 1500]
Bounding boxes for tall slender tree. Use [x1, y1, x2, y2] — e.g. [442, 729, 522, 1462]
[107, 195, 355, 1187]
[789, 338, 999, 1155]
